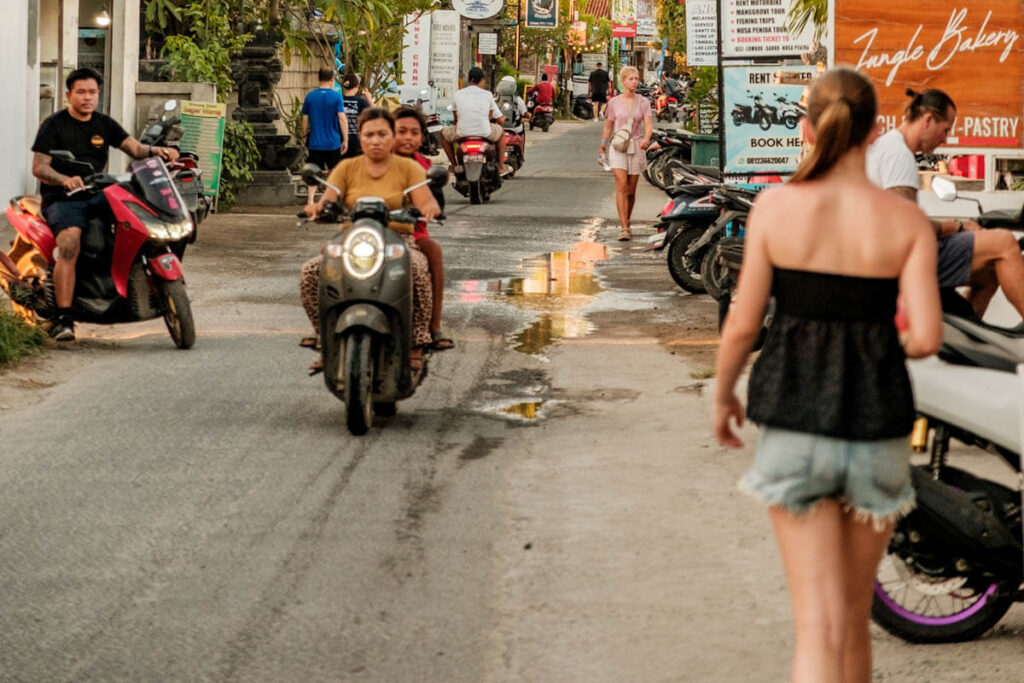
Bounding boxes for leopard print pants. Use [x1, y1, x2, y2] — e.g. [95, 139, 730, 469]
[299, 234, 433, 347]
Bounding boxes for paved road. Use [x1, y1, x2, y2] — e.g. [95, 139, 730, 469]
[2, 121, 1022, 681]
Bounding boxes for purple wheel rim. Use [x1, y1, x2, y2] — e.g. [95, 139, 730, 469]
[874, 580, 998, 626]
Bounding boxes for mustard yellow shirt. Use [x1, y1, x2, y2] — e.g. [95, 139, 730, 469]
[325, 156, 427, 234]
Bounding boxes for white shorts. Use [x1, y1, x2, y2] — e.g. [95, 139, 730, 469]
[608, 144, 647, 175]
[442, 124, 504, 143]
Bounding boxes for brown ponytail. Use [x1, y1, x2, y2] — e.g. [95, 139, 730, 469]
[790, 68, 877, 183]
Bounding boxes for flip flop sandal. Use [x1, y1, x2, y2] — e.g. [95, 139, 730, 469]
[299, 335, 320, 349]
[308, 356, 324, 376]
[430, 330, 455, 351]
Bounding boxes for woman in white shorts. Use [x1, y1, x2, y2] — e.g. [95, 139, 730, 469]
[598, 66, 653, 241]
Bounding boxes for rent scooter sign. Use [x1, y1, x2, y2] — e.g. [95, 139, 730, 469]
[836, 1, 1024, 148]
[723, 66, 816, 173]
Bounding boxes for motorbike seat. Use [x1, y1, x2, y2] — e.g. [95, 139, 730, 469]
[939, 289, 1024, 372]
[684, 165, 721, 181]
[15, 195, 42, 217]
[978, 206, 1024, 229]
[667, 183, 717, 198]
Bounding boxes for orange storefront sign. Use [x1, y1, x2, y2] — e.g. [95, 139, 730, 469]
[835, 2, 1024, 148]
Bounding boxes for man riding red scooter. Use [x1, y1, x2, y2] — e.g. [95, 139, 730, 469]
[27, 67, 180, 341]
[1, 67, 195, 348]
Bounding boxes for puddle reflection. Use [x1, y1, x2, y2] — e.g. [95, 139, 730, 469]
[501, 400, 546, 419]
[476, 398, 551, 421]
[456, 240, 609, 356]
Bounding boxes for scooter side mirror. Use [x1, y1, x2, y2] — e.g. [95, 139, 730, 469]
[300, 163, 326, 186]
[931, 176, 958, 202]
[164, 99, 178, 112]
[48, 150, 95, 178]
[427, 165, 448, 189]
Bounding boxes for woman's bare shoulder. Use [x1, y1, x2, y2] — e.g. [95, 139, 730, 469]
[859, 182, 931, 227]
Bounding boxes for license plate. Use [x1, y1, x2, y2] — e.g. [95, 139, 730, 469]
[464, 154, 485, 162]
[646, 233, 665, 245]
[427, 125, 443, 133]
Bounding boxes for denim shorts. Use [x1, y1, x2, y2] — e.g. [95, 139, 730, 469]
[739, 427, 916, 528]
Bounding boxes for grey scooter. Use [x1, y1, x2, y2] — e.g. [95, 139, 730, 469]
[299, 164, 448, 435]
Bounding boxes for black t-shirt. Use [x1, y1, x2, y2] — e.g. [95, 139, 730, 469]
[31, 110, 129, 206]
[342, 95, 371, 157]
[589, 69, 610, 95]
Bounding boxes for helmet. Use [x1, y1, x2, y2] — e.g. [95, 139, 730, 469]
[495, 76, 518, 96]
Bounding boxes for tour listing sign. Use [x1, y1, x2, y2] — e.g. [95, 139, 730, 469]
[687, 0, 718, 67]
[721, 0, 816, 58]
[836, 1, 1024, 148]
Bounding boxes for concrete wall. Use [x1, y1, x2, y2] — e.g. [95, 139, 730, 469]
[107, 0, 140, 172]
[0, 1, 39, 200]
[135, 81, 218, 138]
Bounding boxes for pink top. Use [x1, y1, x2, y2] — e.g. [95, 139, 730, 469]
[606, 95, 652, 139]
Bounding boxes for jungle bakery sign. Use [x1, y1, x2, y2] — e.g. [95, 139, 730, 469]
[835, 1, 1024, 148]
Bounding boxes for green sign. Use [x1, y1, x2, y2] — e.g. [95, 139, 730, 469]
[177, 101, 226, 196]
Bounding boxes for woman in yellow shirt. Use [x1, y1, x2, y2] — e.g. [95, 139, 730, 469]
[300, 108, 440, 372]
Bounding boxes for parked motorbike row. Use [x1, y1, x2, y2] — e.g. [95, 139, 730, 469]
[645, 160, 762, 301]
[689, 167, 1024, 644]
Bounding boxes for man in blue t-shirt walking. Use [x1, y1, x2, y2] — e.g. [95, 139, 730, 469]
[300, 68, 348, 208]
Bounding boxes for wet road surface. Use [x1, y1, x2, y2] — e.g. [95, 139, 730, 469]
[2, 121, 1022, 681]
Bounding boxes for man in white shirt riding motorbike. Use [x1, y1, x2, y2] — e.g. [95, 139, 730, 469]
[441, 67, 508, 175]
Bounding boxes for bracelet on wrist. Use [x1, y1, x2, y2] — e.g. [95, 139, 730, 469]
[601, 138, 609, 143]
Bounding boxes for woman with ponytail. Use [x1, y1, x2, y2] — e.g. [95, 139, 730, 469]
[713, 68, 942, 682]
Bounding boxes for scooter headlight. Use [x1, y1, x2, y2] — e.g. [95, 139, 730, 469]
[342, 227, 384, 279]
[126, 204, 193, 242]
[146, 218, 193, 241]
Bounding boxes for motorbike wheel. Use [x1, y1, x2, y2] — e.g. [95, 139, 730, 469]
[469, 182, 483, 205]
[732, 112, 743, 126]
[643, 151, 666, 187]
[783, 115, 798, 130]
[666, 225, 708, 294]
[158, 278, 195, 349]
[542, 119, 551, 132]
[872, 553, 1012, 643]
[758, 116, 772, 131]
[344, 330, 375, 436]
[701, 238, 741, 301]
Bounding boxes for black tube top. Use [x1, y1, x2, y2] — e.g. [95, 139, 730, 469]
[746, 268, 914, 440]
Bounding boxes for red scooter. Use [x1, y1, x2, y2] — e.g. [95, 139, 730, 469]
[527, 90, 554, 132]
[0, 151, 196, 348]
[498, 100, 526, 176]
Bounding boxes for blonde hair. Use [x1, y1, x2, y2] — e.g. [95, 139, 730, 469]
[790, 67, 877, 183]
[619, 66, 639, 85]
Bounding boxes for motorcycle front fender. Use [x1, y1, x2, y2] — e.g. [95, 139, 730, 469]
[686, 210, 745, 256]
[148, 251, 184, 282]
[465, 161, 483, 182]
[335, 303, 391, 336]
